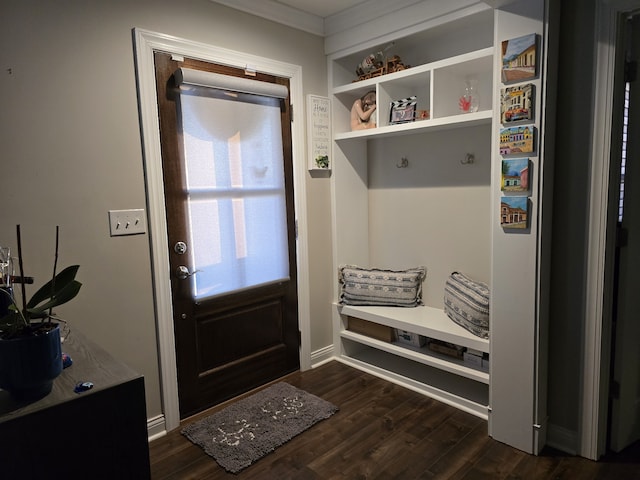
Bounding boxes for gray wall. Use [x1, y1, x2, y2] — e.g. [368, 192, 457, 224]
[547, 0, 596, 439]
[0, 0, 332, 420]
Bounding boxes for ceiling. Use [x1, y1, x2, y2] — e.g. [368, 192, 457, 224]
[274, 0, 368, 18]
[210, 0, 404, 37]
[210, 0, 516, 38]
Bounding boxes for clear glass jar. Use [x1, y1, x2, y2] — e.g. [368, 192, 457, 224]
[459, 78, 480, 113]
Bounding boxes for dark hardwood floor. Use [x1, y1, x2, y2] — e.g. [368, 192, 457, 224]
[149, 361, 640, 479]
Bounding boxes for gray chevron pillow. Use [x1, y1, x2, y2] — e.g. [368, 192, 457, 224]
[444, 272, 490, 338]
[339, 265, 426, 307]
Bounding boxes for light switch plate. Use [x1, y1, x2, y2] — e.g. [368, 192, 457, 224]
[108, 209, 147, 236]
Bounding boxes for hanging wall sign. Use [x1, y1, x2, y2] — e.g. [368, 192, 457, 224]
[307, 95, 331, 170]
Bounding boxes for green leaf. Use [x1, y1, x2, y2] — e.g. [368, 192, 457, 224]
[0, 310, 28, 335]
[26, 265, 80, 309]
[27, 280, 82, 314]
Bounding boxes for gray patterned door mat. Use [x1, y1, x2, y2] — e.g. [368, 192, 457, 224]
[181, 382, 338, 473]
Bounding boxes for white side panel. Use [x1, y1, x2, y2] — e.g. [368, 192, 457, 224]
[330, 131, 369, 350]
[332, 141, 370, 269]
[489, 0, 546, 454]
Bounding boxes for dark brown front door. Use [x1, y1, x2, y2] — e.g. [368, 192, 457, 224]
[153, 52, 300, 418]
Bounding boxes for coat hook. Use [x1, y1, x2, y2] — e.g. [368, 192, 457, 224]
[461, 153, 475, 165]
[396, 157, 409, 168]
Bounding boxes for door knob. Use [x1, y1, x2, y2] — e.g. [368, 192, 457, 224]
[175, 265, 198, 280]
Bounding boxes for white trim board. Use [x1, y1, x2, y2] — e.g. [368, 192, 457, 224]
[310, 344, 335, 367]
[133, 28, 312, 432]
[583, 0, 640, 460]
[147, 415, 167, 442]
[209, 0, 324, 36]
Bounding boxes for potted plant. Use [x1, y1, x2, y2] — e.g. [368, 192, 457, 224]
[0, 225, 81, 400]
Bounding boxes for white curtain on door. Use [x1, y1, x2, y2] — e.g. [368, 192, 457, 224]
[177, 81, 290, 300]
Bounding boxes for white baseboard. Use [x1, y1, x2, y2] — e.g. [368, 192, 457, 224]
[310, 344, 335, 368]
[546, 423, 579, 455]
[147, 414, 167, 442]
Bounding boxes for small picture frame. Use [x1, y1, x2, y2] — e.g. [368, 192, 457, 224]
[390, 96, 417, 124]
[306, 95, 331, 170]
[501, 158, 531, 193]
[500, 196, 529, 229]
[499, 125, 535, 155]
[501, 83, 534, 124]
[501, 33, 538, 83]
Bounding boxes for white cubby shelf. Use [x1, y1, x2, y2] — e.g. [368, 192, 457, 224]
[334, 109, 492, 141]
[329, 2, 551, 450]
[340, 330, 489, 383]
[337, 336, 490, 418]
[330, 12, 494, 421]
[336, 304, 490, 418]
[332, 47, 494, 140]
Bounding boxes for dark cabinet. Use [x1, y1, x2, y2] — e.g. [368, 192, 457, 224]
[0, 329, 150, 479]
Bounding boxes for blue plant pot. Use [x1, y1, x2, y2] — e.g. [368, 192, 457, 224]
[0, 324, 63, 400]
[0, 287, 13, 317]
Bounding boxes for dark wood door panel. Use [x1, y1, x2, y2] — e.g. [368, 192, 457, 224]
[182, 344, 293, 418]
[195, 298, 285, 371]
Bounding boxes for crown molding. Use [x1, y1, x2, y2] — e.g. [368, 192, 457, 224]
[324, 0, 491, 56]
[209, 0, 431, 38]
[323, 0, 426, 37]
[209, 0, 325, 36]
[209, 0, 520, 40]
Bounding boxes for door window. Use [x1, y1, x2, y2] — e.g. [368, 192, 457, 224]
[178, 87, 289, 300]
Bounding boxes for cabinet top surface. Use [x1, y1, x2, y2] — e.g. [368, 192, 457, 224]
[0, 329, 142, 422]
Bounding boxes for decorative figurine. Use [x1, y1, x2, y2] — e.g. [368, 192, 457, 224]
[353, 42, 412, 82]
[350, 90, 377, 130]
[355, 43, 395, 78]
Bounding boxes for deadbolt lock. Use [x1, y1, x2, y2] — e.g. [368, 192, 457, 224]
[174, 241, 188, 255]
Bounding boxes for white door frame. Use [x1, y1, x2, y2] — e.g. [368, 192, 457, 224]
[132, 28, 312, 433]
[583, 0, 640, 460]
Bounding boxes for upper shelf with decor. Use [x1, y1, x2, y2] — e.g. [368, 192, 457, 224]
[330, 9, 494, 88]
[332, 47, 494, 140]
[329, 9, 495, 141]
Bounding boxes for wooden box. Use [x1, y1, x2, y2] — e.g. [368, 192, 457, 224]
[428, 338, 464, 358]
[347, 317, 395, 342]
